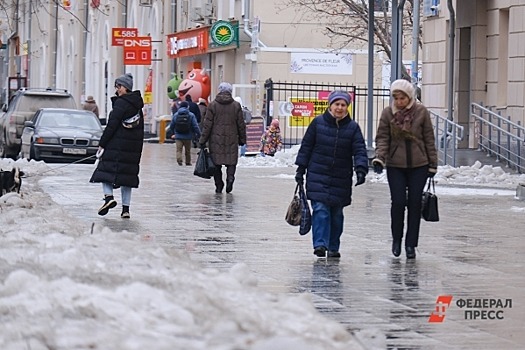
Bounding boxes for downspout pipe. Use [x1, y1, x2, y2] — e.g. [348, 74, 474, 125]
[82, 0, 88, 97]
[171, 0, 177, 75]
[366, 0, 374, 150]
[242, 0, 266, 48]
[447, 0, 455, 122]
[53, 1, 58, 88]
[27, 0, 32, 87]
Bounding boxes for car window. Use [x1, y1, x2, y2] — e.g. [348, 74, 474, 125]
[40, 111, 101, 130]
[38, 113, 59, 127]
[17, 95, 76, 112]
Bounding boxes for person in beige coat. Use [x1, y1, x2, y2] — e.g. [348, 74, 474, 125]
[372, 79, 437, 259]
[199, 82, 246, 193]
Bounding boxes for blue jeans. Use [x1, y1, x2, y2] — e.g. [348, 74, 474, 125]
[103, 182, 132, 206]
[311, 201, 344, 252]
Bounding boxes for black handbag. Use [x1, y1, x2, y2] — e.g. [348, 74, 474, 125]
[193, 147, 215, 179]
[298, 184, 312, 235]
[421, 178, 439, 222]
[285, 184, 302, 226]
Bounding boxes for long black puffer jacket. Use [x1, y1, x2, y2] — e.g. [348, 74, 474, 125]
[90, 90, 144, 188]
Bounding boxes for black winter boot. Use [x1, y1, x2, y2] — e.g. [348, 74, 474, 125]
[121, 205, 130, 219]
[226, 179, 234, 193]
[98, 195, 117, 216]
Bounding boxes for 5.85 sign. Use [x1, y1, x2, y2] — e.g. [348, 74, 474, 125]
[112, 27, 138, 46]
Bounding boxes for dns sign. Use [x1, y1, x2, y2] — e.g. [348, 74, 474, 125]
[124, 37, 152, 65]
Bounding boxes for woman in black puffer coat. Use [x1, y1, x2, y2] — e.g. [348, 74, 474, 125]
[90, 73, 144, 218]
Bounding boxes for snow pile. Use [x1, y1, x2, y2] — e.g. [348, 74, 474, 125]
[0, 188, 369, 350]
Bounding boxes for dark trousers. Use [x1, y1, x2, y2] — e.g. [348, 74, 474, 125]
[386, 166, 428, 247]
[175, 139, 192, 165]
[213, 165, 236, 188]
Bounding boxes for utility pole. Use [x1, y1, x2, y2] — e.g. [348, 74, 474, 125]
[366, 0, 375, 151]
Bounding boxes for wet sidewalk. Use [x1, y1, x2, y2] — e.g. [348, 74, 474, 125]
[37, 143, 525, 350]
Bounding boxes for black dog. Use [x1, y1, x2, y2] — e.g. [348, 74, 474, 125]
[0, 167, 24, 196]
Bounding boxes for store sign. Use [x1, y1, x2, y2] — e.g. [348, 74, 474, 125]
[123, 37, 152, 65]
[210, 21, 235, 46]
[112, 27, 138, 46]
[167, 27, 208, 58]
[290, 52, 353, 75]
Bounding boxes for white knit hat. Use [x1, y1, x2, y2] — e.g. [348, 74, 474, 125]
[390, 79, 415, 100]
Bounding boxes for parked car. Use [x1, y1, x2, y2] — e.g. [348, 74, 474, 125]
[0, 88, 77, 158]
[19, 108, 102, 163]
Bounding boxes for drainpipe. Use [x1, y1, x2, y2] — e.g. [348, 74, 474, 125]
[171, 0, 177, 75]
[242, 0, 266, 48]
[82, 0, 88, 97]
[53, 1, 58, 88]
[27, 0, 32, 87]
[447, 0, 455, 122]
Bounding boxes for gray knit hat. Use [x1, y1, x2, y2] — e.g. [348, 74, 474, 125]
[218, 82, 233, 94]
[328, 90, 351, 106]
[115, 73, 133, 91]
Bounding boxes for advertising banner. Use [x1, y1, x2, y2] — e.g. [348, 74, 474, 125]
[290, 52, 353, 75]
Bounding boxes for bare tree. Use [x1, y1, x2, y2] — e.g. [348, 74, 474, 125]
[276, 0, 421, 80]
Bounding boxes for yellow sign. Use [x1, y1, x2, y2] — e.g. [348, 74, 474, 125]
[289, 98, 352, 127]
[143, 92, 152, 104]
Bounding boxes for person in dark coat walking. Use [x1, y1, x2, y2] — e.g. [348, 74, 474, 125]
[185, 95, 202, 148]
[295, 90, 368, 258]
[168, 101, 201, 166]
[185, 95, 202, 124]
[197, 98, 207, 127]
[372, 79, 437, 259]
[90, 73, 144, 219]
[199, 82, 246, 194]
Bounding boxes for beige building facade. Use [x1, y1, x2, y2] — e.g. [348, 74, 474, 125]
[2, 0, 395, 135]
[422, 0, 525, 148]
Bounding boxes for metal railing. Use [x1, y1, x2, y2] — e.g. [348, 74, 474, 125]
[471, 103, 525, 173]
[429, 109, 464, 167]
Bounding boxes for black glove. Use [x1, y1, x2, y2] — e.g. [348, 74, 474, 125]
[199, 143, 206, 149]
[239, 143, 245, 146]
[295, 166, 305, 185]
[355, 171, 366, 186]
[428, 168, 437, 178]
[372, 160, 384, 174]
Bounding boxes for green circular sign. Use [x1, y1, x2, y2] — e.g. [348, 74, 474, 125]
[211, 21, 235, 46]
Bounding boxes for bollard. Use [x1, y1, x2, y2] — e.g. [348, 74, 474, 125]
[159, 119, 169, 144]
[516, 183, 525, 201]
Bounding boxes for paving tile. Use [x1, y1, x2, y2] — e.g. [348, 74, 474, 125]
[35, 143, 525, 349]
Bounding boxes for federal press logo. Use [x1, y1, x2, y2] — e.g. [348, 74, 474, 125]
[428, 295, 512, 323]
[428, 295, 453, 323]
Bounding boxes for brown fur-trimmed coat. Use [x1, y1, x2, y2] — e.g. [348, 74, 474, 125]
[374, 103, 437, 169]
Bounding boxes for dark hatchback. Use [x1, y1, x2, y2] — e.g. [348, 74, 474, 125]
[20, 108, 103, 163]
